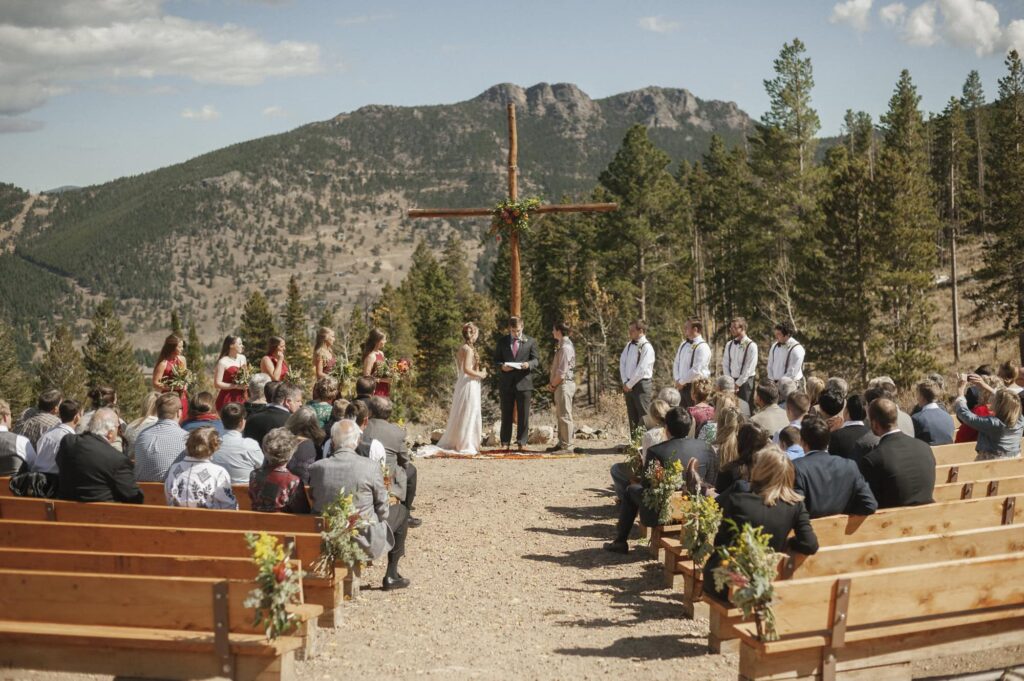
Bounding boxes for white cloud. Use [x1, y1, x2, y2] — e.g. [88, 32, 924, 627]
[903, 2, 939, 45]
[938, 0, 1001, 55]
[0, 0, 320, 128]
[262, 105, 287, 118]
[880, 2, 907, 26]
[0, 115, 44, 133]
[1006, 19, 1024, 52]
[336, 12, 395, 27]
[637, 16, 681, 33]
[830, 0, 873, 31]
[181, 104, 220, 121]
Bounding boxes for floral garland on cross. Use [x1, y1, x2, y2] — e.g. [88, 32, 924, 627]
[489, 197, 542, 241]
[243, 532, 304, 641]
[711, 521, 785, 641]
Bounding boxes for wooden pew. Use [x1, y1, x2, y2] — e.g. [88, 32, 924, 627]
[933, 475, 1024, 502]
[0, 568, 322, 681]
[731, 553, 1024, 681]
[930, 441, 979, 465]
[0, 477, 255, 509]
[0, 519, 355, 628]
[937, 456, 1024, 483]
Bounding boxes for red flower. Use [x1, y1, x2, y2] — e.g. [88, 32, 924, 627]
[347, 513, 361, 529]
[273, 562, 288, 583]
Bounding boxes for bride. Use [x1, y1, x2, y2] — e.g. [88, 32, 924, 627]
[425, 322, 487, 456]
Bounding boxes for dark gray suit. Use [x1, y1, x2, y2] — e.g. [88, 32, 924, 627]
[362, 417, 416, 508]
[493, 334, 540, 445]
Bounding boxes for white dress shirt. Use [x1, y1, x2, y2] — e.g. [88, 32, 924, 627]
[672, 335, 711, 385]
[28, 422, 74, 474]
[723, 335, 758, 385]
[767, 337, 805, 382]
[619, 335, 655, 389]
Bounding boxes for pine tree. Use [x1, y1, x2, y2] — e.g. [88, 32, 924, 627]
[170, 310, 183, 338]
[317, 308, 335, 330]
[442, 235, 493, 327]
[961, 70, 988, 229]
[239, 291, 277, 352]
[0, 322, 32, 412]
[283, 275, 313, 385]
[185, 318, 207, 392]
[401, 242, 461, 400]
[873, 70, 939, 385]
[36, 324, 89, 404]
[980, 51, 1024, 360]
[82, 300, 146, 415]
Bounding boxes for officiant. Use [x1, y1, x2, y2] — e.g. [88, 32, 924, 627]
[494, 316, 539, 450]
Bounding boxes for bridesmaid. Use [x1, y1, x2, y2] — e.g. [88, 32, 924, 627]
[214, 335, 248, 411]
[152, 334, 188, 421]
[261, 336, 289, 382]
[313, 327, 337, 380]
[361, 328, 390, 397]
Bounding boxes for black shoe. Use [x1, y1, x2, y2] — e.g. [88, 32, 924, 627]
[407, 516, 422, 528]
[516, 443, 525, 452]
[603, 540, 629, 554]
[544, 445, 561, 453]
[382, 575, 411, 590]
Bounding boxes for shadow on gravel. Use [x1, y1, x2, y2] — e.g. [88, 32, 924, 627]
[522, 546, 647, 568]
[574, 446, 621, 457]
[554, 634, 709, 660]
[545, 504, 617, 521]
[525, 522, 611, 539]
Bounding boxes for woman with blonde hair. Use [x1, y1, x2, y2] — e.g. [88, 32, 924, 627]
[124, 391, 161, 451]
[421, 322, 486, 457]
[711, 407, 743, 472]
[955, 374, 1024, 459]
[805, 376, 825, 407]
[703, 445, 818, 598]
[313, 327, 337, 380]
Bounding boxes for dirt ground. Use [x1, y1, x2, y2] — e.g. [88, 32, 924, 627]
[5, 441, 1024, 681]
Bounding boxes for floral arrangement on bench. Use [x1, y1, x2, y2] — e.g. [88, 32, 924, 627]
[312, 491, 370, 575]
[712, 521, 784, 641]
[622, 425, 646, 482]
[679, 491, 723, 569]
[243, 532, 303, 640]
[642, 459, 684, 525]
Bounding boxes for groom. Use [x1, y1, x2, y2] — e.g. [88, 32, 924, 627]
[494, 316, 539, 450]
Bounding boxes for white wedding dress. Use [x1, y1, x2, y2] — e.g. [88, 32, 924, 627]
[419, 352, 482, 457]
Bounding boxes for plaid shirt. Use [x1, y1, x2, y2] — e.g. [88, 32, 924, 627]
[15, 412, 60, 449]
[133, 419, 187, 482]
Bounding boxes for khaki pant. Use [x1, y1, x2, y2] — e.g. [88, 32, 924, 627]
[554, 380, 576, 447]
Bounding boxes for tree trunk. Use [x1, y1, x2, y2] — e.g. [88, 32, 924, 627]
[637, 246, 647, 321]
[951, 228, 961, 364]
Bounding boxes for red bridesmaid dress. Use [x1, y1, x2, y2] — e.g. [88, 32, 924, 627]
[163, 356, 189, 421]
[371, 351, 391, 397]
[215, 360, 248, 411]
[266, 355, 289, 382]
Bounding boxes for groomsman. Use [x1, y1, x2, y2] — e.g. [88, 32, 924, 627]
[546, 322, 576, 453]
[672, 318, 710, 405]
[619, 320, 655, 434]
[722, 317, 758, 410]
[767, 321, 805, 389]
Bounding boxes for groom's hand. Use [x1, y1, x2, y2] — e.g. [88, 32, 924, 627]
[501, 364, 513, 372]
[520, 362, 529, 370]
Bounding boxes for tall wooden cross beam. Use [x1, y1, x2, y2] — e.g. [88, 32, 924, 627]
[408, 103, 617, 317]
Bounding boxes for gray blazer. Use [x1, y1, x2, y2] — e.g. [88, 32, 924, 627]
[363, 418, 409, 501]
[307, 448, 393, 561]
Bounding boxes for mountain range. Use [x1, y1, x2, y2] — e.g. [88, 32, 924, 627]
[0, 82, 755, 351]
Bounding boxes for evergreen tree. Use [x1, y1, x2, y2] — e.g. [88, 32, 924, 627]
[961, 70, 988, 229]
[0, 322, 32, 412]
[842, 110, 877, 171]
[317, 308, 335, 331]
[442, 234, 493, 327]
[82, 300, 146, 415]
[980, 51, 1024, 360]
[283, 275, 314, 384]
[342, 303, 370, 370]
[874, 70, 939, 385]
[239, 291, 277, 352]
[371, 282, 419, 416]
[401, 242, 461, 399]
[185, 318, 207, 392]
[170, 310, 183, 338]
[36, 324, 89, 404]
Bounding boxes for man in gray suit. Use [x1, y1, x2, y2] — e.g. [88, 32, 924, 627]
[309, 420, 410, 590]
[363, 396, 421, 528]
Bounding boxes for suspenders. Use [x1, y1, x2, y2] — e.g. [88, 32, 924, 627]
[729, 338, 752, 379]
[688, 341, 706, 370]
[771, 340, 802, 374]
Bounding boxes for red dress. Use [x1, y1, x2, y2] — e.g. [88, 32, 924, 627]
[163, 357, 189, 421]
[321, 354, 337, 377]
[215, 362, 248, 411]
[265, 355, 289, 382]
[955, 404, 992, 443]
[370, 350, 391, 397]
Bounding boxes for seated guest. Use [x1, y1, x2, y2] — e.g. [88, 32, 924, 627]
[610, 399, 669, 501]
[604, 407, 715, 554]
[715, 422, 771, 493]
[243, 382, 300, 446]
[354, 376, 376, 407]
[868, 376, 914, 435]
[14, 389, 62, 448]
[28, 399, 81, 479]
[686, 377, 715, 438]
[704, 445, 818, 598]
[956, 374, 1001, 444]
[77, 386, 121, 438]
[0, 399, 35, 475]
[133, 393, 188, 482]
[323, 398, 351, 446]
[954, 374, 1024, 459]
[794, 414, 877, 518]
[804, 376, 825, 407]
[165, 427, 237, 509]
[656, 386, 682, 409]
[998, 360, 1023, 395]
[826, 377, 849, 401]
[285, 406, 325, 485]
[912, 380, 955, 445]
[348, 400, 387, 465]
[56, 408, 143, 503]
[750, 383, 789, 436]
[699, 391, 741, 443]
[308, 377, 339, 429]
[829, 393, 877, 463]
[212, 403, 265, 484]
[308, 420, 410, 590]
[710, 407, 742, 473]
[778, 426, 804, 460]
[777, 377, 798, 407]
[774, 392, 810, 443]
[816, 387, 846, 431]
[250, 428, 310, 513]
[124, 391, 160, 452]
[181, 391, 224, 435]
[244, 372, 272, 417]
[714, 376, 750, 418]
[859, 398, 935, 507]
[364, 396, 420, 527]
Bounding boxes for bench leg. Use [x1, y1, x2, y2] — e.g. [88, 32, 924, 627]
[344, 562, 362, 601]
[294, 617, 320, 661]
[682, 572, 709, 620]
[236, 649, 297, 681]
[708, 608, 740, 655]
[664, 551, 677, 589]
[648, 526, 662, 558]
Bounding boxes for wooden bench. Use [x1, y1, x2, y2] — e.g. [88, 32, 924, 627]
[0, 477, 256, 509]
[0, 568, 323, 680]
[933, 475, 1024, 502]
[930, 441, 978, 465]
[0, 518, 357, 628]
[730, 553, 1024, 681]
[937, 456, 1024, 483]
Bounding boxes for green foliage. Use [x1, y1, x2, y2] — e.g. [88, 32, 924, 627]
[960, 70, 989, 230]
[402, 242, 461, 399]
[170, 311, 183, 338]
[0, 183, 29, 223]
[36, 324, 89, 404]
[0, 322, 32, 413]
[82, 300, 146, 416]
[240, 291, 277, 352]
[283, 276, 313, 381]
[185, 319, 208, 392]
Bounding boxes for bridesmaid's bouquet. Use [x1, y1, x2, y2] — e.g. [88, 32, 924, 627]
[235, 362, 257, 389]
[162, 362, 197, 393]
[373, 357, 412, 384]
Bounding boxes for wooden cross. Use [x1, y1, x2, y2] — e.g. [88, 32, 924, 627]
[408, 103, 617, 317]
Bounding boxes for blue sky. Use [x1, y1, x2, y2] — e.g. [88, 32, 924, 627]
[1, 0, 1022, 191]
